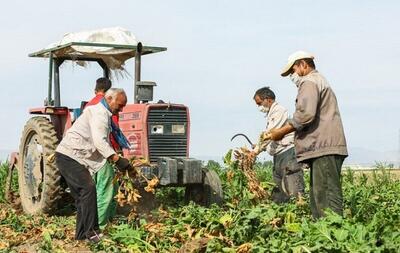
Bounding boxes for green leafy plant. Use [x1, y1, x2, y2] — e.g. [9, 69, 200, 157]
[1, 161, 400, 252]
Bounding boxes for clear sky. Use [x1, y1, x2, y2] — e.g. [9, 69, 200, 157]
[1, 1, 399, 162]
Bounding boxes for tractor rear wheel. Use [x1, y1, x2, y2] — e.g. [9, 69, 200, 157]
[184, 168, 223, 207]
[17, 116, 61, 214]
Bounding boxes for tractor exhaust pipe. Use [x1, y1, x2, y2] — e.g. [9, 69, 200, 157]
[134, 42, 143, 103]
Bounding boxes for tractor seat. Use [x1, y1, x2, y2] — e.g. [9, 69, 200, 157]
[80, 101, 88, 111]
[70, 101, 88, 123]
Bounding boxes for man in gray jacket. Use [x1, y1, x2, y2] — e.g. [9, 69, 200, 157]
[267, 51, 348, 218]
[55, 88, 133, 242]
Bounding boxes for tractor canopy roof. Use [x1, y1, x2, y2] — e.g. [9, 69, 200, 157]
[28, 27, 167, 70]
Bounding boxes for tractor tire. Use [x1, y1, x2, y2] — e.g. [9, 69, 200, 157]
[184, 168, 223, 207]
[17, 116, 61, 215]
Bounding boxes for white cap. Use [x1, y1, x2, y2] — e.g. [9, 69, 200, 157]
[281, 50, 314, 77]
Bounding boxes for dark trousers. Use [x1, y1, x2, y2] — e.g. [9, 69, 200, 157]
[55, 152, 99, 240]
[272, 147, 305, 203]
[306, 155, 345, 219]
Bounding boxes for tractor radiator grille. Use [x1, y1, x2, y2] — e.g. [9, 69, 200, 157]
[147, 108, 188, 163]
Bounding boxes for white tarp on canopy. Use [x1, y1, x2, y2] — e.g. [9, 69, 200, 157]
[46, 27, 138, 70]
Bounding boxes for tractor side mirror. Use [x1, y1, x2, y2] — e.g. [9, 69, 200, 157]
[136, 81, 156, 103]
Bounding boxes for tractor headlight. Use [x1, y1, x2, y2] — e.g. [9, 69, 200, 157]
[172, 124, 185, 134]
[151, 125, 164, 134]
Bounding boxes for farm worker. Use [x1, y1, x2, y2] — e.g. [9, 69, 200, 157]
[251, 87, 305, 203]
[267, 51, 348, 218]
[86, 78, 120, 150]
[85, 78, 122, 229]
[55, 88, 133, 242]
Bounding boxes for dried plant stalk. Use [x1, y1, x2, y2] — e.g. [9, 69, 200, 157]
[114, 156, 159, 207]
[234, 147, 268, 200]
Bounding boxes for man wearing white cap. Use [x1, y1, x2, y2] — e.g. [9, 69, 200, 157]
[266, 51, 348, 218]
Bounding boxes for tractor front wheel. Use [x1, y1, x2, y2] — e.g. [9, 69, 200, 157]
[184, 168, 223, 207]
[17, 117, 61, 214]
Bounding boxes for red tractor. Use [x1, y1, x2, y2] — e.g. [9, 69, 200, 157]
[7, 38, 223, 214]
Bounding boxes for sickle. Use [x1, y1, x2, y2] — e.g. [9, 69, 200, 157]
[230, 133, 254, 146]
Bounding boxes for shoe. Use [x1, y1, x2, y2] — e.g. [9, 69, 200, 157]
[87, 232, 104, 243]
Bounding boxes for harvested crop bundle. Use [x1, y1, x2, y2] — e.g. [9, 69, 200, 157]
[114, 156, 159, 207]
[232, 131, 272, 200]
[234, 147, 268, 199]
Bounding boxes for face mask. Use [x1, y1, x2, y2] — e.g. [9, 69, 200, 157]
[289, 73, 303, 87]
[258, 105, 269, 114]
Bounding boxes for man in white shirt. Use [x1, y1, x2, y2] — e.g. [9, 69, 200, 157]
[55, 88, 132, 242]
[252, 87, 304, 203]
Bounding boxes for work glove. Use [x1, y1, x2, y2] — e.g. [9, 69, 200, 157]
[252, 144, 261, 156]
[115, 157, 133, 172]
[259, 131, 271, 143]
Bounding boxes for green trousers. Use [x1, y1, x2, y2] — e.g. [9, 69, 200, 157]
[93, 161, 118, 229]
[307, 155, 345, 219]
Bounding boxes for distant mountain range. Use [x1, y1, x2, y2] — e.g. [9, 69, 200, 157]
[196, 147, 400, 167]
[1, 147, 398, 167]
[345, 147, 399, 166]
